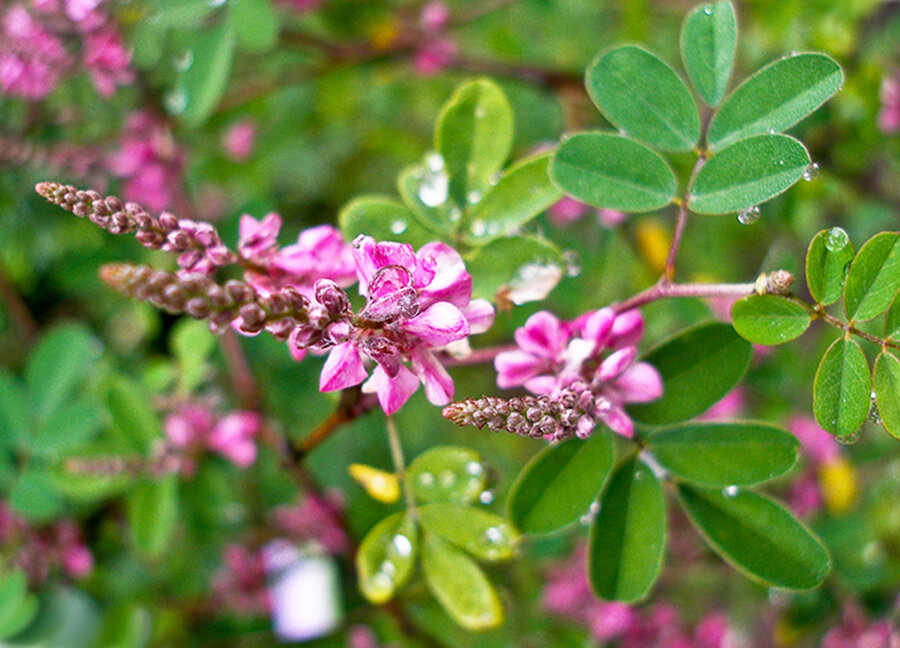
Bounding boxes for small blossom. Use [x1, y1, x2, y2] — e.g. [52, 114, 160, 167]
[413, 38, 457, 76]
[880, 75, 900, 134]
[0, 6, 70, 99]
[223, 120, 256, 161]
[164, 404, 261, 469]
[272, 491, 349, 555]
[213, 544, 270, 616]
[420, 1, 450, 32]
[82, 26, 133, 97]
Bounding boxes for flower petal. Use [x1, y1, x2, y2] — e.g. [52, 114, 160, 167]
[597, 347, 637, 382]
[611, 362, 663, 403]
[410, 347, 454, 405]
[495, 350, 545, 389]
[461, 299, 495, 334]
[601, 405, 634, 438]
[608, 310, 644, 348]
[401, 302, 469, 346]
[416, 242, 472, 308]
[373, 364, 420, 415]
[319, 342, 368, 392]
[515, 311, 568, 358]
[582, 307, 615, 347]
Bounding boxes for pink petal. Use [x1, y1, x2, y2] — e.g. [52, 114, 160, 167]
[402, 302, 469, 346]
[218, 439, 257, 468]
[461, 299, 494, 334]
[494, 350, 544, 389]
[208, 412, 260, 449]
[612, 362, 663, 403]
[410, 347, 454, 405]
[582, 308, 615, 347]
[608, 310, 644, 348]
[597, 347, 637, 381]
[515, 311, 568, 358]
[319, 342, 368, 392]
[601, 405, 634, 438]
[373, 364, 420, 415]
[415, 242, 472, 308]
[788, 416, 840, 465]
[523, 374, 561, 396]
[352, 236, 416, 293]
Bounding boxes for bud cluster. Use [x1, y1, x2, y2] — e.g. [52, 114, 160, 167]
[1, 137, 103, 179]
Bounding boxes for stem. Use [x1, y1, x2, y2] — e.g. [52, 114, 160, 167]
[293, 387, 378, 459]
[219, 330, 261, 410]
[612, 281, 758, 314]
[439, 343, 518, 367]
[804, 302, 900, 351]
[0, 263, 37, 342]
[386, 416, 417, 515]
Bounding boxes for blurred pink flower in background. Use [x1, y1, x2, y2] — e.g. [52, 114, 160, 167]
[420, 1, 450, 32]
[414, 38, 458, 76]
[879, 75, 900, 133]
[0, 5, 70, 99]
[165, 403, 262, 469]
[548, 196, 627, 228]
[223, 120, 257, 162]
[272, 491, 349, 555]
[83, 26, 133, 97]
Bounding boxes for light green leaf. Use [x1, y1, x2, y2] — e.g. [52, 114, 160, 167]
[588, 457, 666, 602]
[0, 369, 31, 448]
[466, 235, 563, 302]
[436, 79, 514, 208]
[843, 232, 900, 322]
[419, 504, 519, 562]
[52, 450, 135, 503]
[175, 23, 236, 127]
[874, 352, 900, 440]
[551, 133, 678, 212]
[421, 534, 503, 631]
[92, 604, 153, 648]
[688, 134, 810, 214]
[10, 469, 64, 522]
[127, 475, 179, 557]
[813, 338, 871, 438]
[407, 446, 486, 504]
[630, 321, 753, 426]
[677, 484, 830, 589]
[806, 227, 854, 305]
[707, 53, 843, 151]
[106, 376, 162, 454]
[0, 570, 38, 639]
[507, 431, 614, 534]
[397, 160, 457, 234]
[586, 46, 699, 152]
[170, 319, 216, 394]
[338, 195, 438, 250]
[680, 1, 737, 107]
[32, 399, 102, 455]
[229, 0, 278, 52]
[647, 422, 798, 486]
[356, 512, 418, 604]
[730, 295, 811, 345]
[25, 324, 95, 422]
[885, 288, 900, 340]
[464, 153, 562, 245]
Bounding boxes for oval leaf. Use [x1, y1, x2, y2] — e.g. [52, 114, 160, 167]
[466, 234, 563, 302]
[551, 133, 678, 212]
[507, 431, 615, 534]
[813, 338, 871, 438]
[176, 22, 236, 127]
[647, 422, 798, 486]
[806, 227, 855, 305]
[874, 352, 900, 440]
[0, 370, 31, 447]
[421, 534, 503, 631]
[885, 288, 900, 340]
[418, 503, 519, 562]
[843, 232, 900, 322]
[106, 377, 163, 454]
[128, 475, 179, 557]
[356, 512, 418, 604]
[25, 324, 95, 422]
[464, 153, 563, 245]
[407, 446, 486, 504]
[730, 295, 811, 345]
[707, 53, 843, 151]
[229, 0, 278, 53]
[586, 46, 700, 152]
[677, 484, 830, 589]
[339, 195, 437, 250]
[10, 469, 64, 522]
[397, 160, 456, 234]
[688, 134, 810, 215]
[680, 1, 737, 107]
[588, 457, 666, 602]
[630, 321, 753, 426]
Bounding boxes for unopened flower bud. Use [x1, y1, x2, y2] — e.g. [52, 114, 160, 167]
[186, 297, 211, 319]
[314, 279, 350, 315]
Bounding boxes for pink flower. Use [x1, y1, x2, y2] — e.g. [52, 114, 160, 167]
[879, 76, 900, 134]
[786, 470, 822, 518]
[494, 308, 661, 437]
[413, 38, 457, 76]
[165, 404, 261, 468]
[82, 27, 133, 97]
[272, 492, 349, 555]
[420, 1, 450, 32]
[789, 416, 840, 465]
[698, 387, 746, 421]
[223, 120, 256, 161]
[0, 6, 70, 99]
[548, 197, 590, 224]
[213, 544, 270, 616]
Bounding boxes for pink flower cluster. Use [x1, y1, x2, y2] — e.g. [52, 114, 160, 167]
[0, 1, 132, 100]
[543, 544, 733, 647]
[164, 403, 262, 471]
[413, 1, 457, 75]
[223, 120, 257, 162]
[821, 601, 900, 648]
[879, 74, 900, 134]
[212, 544, 271, 616]
[271, 491, 349, 556]
[494, 308, 661, 438]
[0, 504, 93, 584]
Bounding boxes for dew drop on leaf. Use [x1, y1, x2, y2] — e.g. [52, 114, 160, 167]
[390, 220, 407, 234]
[418, 169, 448, 207]
[479, 490, 494, 505]
[467, 190, 482, 204]
[391, 534, 413, 557]
[723, 485, 739, 497]
[836, 430, 860, 445]
[174, 50, 194, 71]
[703, 4, 714, 14]
[802, 162, 820, 181]
[164, 89, 188, 115]
[825, 227, 849, 252]
[737, 205, 761, 225]
[562, 250, 581, 277]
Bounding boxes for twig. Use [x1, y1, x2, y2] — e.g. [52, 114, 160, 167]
[219, 330, 261, 410]
[0, 263, 37, 342]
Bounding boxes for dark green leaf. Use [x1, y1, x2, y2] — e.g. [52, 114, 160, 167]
[421, 534, 503, 631]
[874, 352, 900, 440]
[127, 475, 178, 557]
[10, 469, 64, 522]
[176, 23, 236, 127]
[407, 446, 486, 504]
[885, 288, 900, 340]
[25, 324, 95, 421]
[730, 295, 811, 345]
[106, 376, 162, 454]
[677, 484, 830, 589]
[551, 133, 678, 212]
[507, 432, 614, 534]
[32, 399, 102, 455]
[0, 369, 31, 448]
[680, 1, 737, 107]
[338, 195, 438, 250]
[356, 512, 418, 604]
[419, 504, 519, 562]
[586, 46, 700, 152]
[813, 338, 871, 438]
[688, 134, 810, 214]
[229, 0, 278, 52]
[464, 153, 562, 245]
[843, 232, 900, 322]
[588, 457, 666, 602]
[466, 235, 563, 302]
[806, 227, 854, 305]
[630, 322, 753, 426]
[647, 422, 798, 485]
[707, 53, 843, 151]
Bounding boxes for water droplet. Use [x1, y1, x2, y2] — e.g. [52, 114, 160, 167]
[390, 220, 407, 234]
[579, 501, 602, 526]
[370, 571, 393, 594]
[869, 392, 882, 425]
[475, 106, 487, 119]
[392, 534, 413, 557]
[802, 162, 820, 181]
[825, 227, 849, 252]
[863, 541, 884, 565]
[703, 5, 714, 14]
[174, 49, 194, 71]
[737, 205, 761, 225]
[634, 470, 644, 481]
[466, 462, 483, 476]
[768, 128, 777, 135]
[417, 169, 448, 207]
[776, 159, 785, 166]
[469, 220, 487, 236]
[448, 207, 462, 222]
[467, 190, 482, 204]
[207, 0, 227, 6]
[836, 431, 860, 445]
[164, 89, 187, 115]
[507, 262, 563, 305]
[724, 485, 739, 497]
[484, 526, 505, 543]
[561, 250, 581, 277]
[438, 469, 456, 488]
[479, 490, 494, 505]
[418, 472, 435, 487]
[488, 172, 501, 186]
[425, 152, 444, 172]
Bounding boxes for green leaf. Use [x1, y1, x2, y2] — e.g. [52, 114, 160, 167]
[106, 376, 162, 454]
[52, 450, 135, 503]
[92, 604, 153, 648]
[0, 570, 38, 639]
[356, 512, 418, 604]
[170, 318, 216, 394]
[647, 422, 798, 486]
[407, 446, 486, 504]
[127, 475, 179, 557]
[680, 1, 737, 107]
[10, 469, 64, 522]
[229, 0, 278, 52]
[25, 324, 95, 422]
[551, 133, 678, 212]
[397, 160, 457, 234]
[421, 534, 503, 631]
[706, 53, 843, 151]
[588, 457, 666, 602]
[4, 586, 100, 647]
[730, 295, 811, 345]
[0, 369, 31, 448]
[630, 322, 752, 426]
[806, 227, 854, 305]
[419, 504, 519, 562]
[338, 195, 438, 250]
[463, 153, 563, 245]
[813, 338, 871, 438]
[436, 79, 514, 208]
[874, 352, 900, 440]
[175, 23, 236, 127]
[885, 288, 900, 340]
[466, 235, 563, 302]
[688, 134, 810, 214]
[507, 432, 614, 534]
[677, 484, 830, 589]
[843, 232, 900, 322]
[32, 399, 102, 455]
[586, 46, 699, 152]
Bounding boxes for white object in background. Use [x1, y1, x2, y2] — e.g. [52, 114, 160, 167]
[263, 540, 343, 642]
